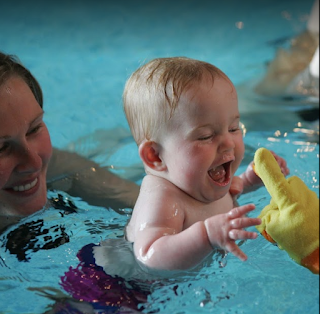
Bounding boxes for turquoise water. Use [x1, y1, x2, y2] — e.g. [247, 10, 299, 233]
[0, 0, 319, 313]
[0, 134, 318, 314]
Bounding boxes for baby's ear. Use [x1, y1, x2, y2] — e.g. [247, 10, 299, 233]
[139, 140, 167, 171]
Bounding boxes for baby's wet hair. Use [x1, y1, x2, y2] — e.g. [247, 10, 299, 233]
[123, 57, 230, 145]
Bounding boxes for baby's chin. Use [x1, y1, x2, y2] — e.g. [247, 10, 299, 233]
[193, 184, 232, 204]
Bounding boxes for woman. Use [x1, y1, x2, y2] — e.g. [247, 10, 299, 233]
[0, 51, 139, 231]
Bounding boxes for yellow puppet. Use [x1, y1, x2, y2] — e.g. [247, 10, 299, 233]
[253, 147, 319, 274]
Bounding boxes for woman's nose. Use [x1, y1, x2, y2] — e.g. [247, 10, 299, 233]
[15, 144, 42, 174]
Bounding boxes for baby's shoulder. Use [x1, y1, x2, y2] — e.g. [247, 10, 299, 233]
[140, 175, 180, 195]
[136, 175, 187, 212]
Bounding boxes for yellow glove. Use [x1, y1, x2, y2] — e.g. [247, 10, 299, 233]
[253, 147, 319, 274]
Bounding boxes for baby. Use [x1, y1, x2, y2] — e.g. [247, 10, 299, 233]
[121, 57, 289, 272]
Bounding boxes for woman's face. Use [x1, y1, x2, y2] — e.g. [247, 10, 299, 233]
[0, 77, 52, 216]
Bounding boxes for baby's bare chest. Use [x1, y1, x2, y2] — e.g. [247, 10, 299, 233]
[182, 193, 235, 229]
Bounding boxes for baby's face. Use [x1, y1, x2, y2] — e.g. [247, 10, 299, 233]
[159, 75, 244, 203]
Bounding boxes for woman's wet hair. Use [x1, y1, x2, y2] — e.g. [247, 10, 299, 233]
[0, 51, 43, 108]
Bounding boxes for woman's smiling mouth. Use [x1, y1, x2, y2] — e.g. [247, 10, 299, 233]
[12, 178, 38, 192]
[6, 178, 39, 193]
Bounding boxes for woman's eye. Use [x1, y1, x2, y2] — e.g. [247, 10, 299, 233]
[27, 124, 42, 135]
[0, 143, 10, 154]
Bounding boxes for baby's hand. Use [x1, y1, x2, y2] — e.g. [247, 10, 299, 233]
[204, 204, 261, 261]
[229, 176, 244, 197]
[242, 151, 290, 188]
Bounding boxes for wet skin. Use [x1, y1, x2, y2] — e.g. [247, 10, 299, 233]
[125, 76, 261, 270]
[0, 77, 52, 216]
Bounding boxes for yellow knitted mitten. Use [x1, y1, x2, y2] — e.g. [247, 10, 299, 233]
[253, 147, 319, 274]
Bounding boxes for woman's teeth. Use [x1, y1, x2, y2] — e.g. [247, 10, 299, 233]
[13, 178, 38, 192]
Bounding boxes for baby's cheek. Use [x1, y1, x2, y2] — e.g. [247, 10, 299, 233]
[183, 168, 202, 189]
[234, 143, 245, 171]
[232, 158, 242, 177]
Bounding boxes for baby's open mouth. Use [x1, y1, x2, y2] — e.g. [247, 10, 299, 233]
[208, 161, 231, 185]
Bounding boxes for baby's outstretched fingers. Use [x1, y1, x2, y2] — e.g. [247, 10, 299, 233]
[226, 242, 248, 261]
[229, 229, 259, 241]
[228, 203, 256, 219]
[204, 203, 260, 262]
[230, 217, 261, 229]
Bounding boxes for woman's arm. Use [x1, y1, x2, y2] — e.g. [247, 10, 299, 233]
[47, 148, 140, 211]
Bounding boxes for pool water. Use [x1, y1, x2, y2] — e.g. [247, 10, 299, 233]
[0, 0, 319, 313]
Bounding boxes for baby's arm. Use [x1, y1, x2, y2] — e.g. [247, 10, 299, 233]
[230, 151, 290, 196]
[133, 200, 260, 270]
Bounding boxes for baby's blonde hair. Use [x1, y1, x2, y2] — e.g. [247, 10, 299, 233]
[123, 57, 228, 145]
